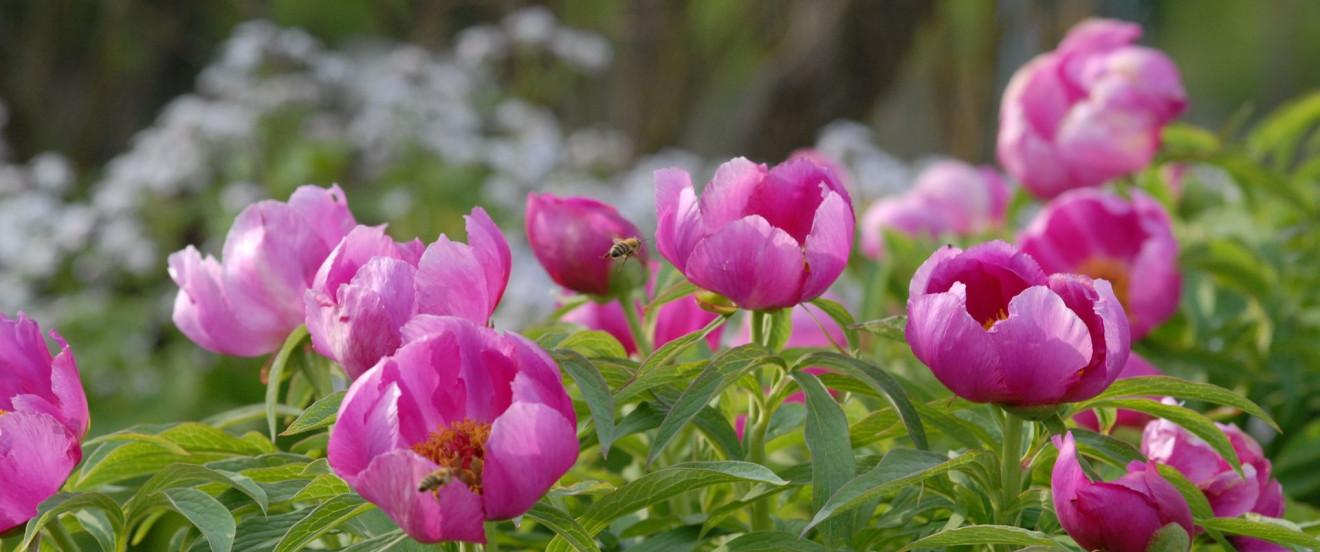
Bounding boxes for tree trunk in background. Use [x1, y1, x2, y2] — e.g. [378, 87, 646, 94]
[741, 0, 931, 162]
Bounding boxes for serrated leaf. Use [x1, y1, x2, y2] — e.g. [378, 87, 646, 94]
[545, 462, 787, 552]
[1081, 398, 1242, 473]
[559, 330, 628, 360]
[648, 344, 781, 466]
[266, 325, 309, 440]
[723, 531, 828, 551]
[281, 391, 346, 436]
[1198, 516, 1320, 549]
[791, 372, 856, 544]
[18, 493, 125, 552]
[554, 350, 618, 457]
[901, 525, 1061, 550]
[792, 352, 927, 450]
[802, 449, 985, 536]
[271, 493, 372, 552]
[1085, 376, 1278, 431]
[524, 503, 601, 552]
[850, 316, 907, 343]
[807, 298, 859, 354]
[1146, 467, 1211, 525]
[163, 487, 236, 552]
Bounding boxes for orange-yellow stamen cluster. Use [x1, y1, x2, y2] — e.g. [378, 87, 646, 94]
[0, 408, 7, 417]
[410, 418, 492, 494]
[982, 307, 1009, 330]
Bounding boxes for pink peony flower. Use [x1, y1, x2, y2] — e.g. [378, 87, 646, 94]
[1053, 432, 1194, 552]
[906, 241, 1130, 408]
[0, 313, 89, 533]
[910, 161, 1011, 235]
[327, 316, 577, 544]
[1142, 411, 1284, 521]
[655, 157, 854, 311]
[305, 207, 511, 379]
[997, 19, 1187, 198]
[1017, 189, 1180, 340]
[169, 185, 356, 356]
[526, 193, 648, 296]
[859, 194, 953, 260]
[1072, 352, 1164, 431]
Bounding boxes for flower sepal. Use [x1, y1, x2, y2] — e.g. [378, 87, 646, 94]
[1146, 522, 1192, 552]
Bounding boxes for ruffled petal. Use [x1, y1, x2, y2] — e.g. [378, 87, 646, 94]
[989, 285, 1093, 406]
[905, 282, 1005, 403]
[306, 257, 417, 380]
[168, 247, 281, 356]
[481, 402, 578, 520]
[654, 168, 705, 271]
[747, 158, 839, 243]
[46, 330, 88, 437]
[697, 158, 765, 232]
[463, 208, 512, 314]
[684, 216, 806, 310]
[354, 450, 487, 543]
[220, 201, 329, 334]
[285, 184, 356, 249]
[1051, 276, 1129, 402]
[327, 368, 405, 486]
[801, 191, 854, 301]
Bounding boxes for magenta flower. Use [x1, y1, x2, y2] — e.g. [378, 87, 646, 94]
[905, 241, 1130, 408]
[655, 157, 854, 311]
[326, 315, 577, 543]
[526, 193, 647, 296]
[562, 291, 723, 356]
[788, 148, 855, 198]
[1073, 352, 1164, 431]
[0, 313, 89, 533]
[1018, 189, 1180, 339]
[1053, 432, 1194, 552]
[1142, 412, 1284, 521]
[305, 207, 511, 379]
[910, 161, 1011, 235]
[169, 185, 356, 356]
[997, 18, 1187, 198]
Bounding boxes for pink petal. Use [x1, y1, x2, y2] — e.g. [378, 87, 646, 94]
[220, 201, 329, 334]
[801, 190, 854, 301]
[327, 368, 404, 486]
[654, 168, 704, 271]
[0, 411, 81, 533]
[285, 184, 357, 249]
[684, 216, 806, 311]
[697, 158, 765, 232]
[905, 282, 1006, 403]
[481, 402, 578, 519]
[463, 208, 512, 315]
[305, 258, 417, 380]
[353, 450, 487, 543]
[747, 158, 839, 243]
[168, 247, 281, 356]
[46, 330, 88, 438]
[988, 286, 1093, 406]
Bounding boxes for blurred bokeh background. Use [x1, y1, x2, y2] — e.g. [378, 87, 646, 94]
[3, 0, 1320, 507]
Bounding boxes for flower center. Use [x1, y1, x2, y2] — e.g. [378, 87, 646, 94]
[410, 418, 492, 494]
[982, 307, 1009, 331]
[1077, 256, 1132, 315]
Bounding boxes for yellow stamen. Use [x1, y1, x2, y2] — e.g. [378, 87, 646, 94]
[982, 307, 1009, 330]
[410, 418, 492, 494]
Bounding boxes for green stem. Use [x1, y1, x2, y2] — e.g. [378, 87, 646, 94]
[745, 400, 773, 532]
[485, 522, 500, 552]
[45, 520, 80, 552]
[998, 411, 1025, 525]
[750, 310, 767, 349]
[620, 291, 653, 358]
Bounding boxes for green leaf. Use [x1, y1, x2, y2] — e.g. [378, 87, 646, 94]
[559, 330, 628, 360]
[723, 531, 828, 552]
[339, 530, 409, 552]
[1161, 122, 1221, 155]
[807, 298, 859, 354]
[1154, 465, 1214, 520]
[1247, 90, 1320, 169]
[850, 316, 907, 344]
[548, 480, 617, 497]
[289, 474, 352, 503]
[553, 350, 618, 457]
[266, 325, 309, 441]
[901, 525, 1061, 550]
[1080, 398, 1242, 473]
[1070, 429, 1147, 469]
[203, 404, 304, 430]
[764, 308, 794, 352]
[802, 449, 985, 536]
[281, 391, 346, 436]
[1084, 376, 1278, 431]
[524, 503, 601, 552]
[1198, 516, 1320, 549]
[271, 494, 373, 552]
[645, 279, 698, 311]
[73, 424, 275, 490]
[545, 461, 787, 552]
[71, 509, 118, 552]
[229, 510, 305, 552]
[692, 405, 746, 461]
[792, 352, 927, 450]
[791, 372, 857, 544]
[648, 344, 781, 466]
[633, 315, 728, 380]
[18, 493, 126, 552]
[127, 463, 269, 520]
[163, 487, 236, 552]
[613, 360, 707, 404]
